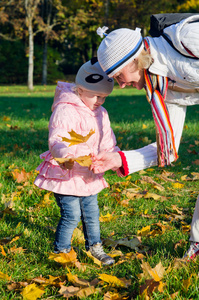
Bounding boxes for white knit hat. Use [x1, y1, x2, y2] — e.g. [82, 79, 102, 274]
[97, 27, 144, 77]
[75, 57, 114, 94]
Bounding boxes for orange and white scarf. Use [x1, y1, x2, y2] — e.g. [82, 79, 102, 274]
[144, 39, 178, 166]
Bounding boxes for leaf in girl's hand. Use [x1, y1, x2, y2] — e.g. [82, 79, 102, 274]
[54, 155, 92, 167]
[75, 155, 92, 167]
[59, 129, 95, 146]
[54, 157, 74, 164]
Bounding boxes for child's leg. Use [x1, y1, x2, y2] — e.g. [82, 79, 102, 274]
[80, 194, 115, 265]
[80, 194, 101, 251]
[54, 193, 81, 253]
[189, 195, 199, 242]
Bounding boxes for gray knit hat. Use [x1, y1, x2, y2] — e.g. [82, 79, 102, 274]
[97, 27, 144, 77]
[75, 57, 114, 94]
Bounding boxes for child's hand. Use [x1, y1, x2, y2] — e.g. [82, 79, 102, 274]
[59, 158, 74, 170]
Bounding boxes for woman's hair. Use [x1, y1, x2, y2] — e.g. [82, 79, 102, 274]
[127, 48, 153, 73]
[137, 48, 153, 70]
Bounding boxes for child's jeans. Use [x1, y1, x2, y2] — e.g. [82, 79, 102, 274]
[54, 193, 101, 252]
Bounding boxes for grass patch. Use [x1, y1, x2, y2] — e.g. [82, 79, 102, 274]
[0, 85, 199, 299]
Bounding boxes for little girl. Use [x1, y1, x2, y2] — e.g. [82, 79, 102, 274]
[34, 58, 121, 265]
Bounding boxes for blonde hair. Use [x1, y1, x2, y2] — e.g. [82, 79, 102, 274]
[127, 48, 153, 73]
[137, 48, 153, 69]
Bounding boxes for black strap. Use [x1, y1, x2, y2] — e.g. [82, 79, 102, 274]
[160, 32, 198, 60]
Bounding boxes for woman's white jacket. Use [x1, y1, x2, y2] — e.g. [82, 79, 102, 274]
[123, 15, 199, 175]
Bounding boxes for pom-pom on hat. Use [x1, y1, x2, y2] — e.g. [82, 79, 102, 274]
[75, 57, 114, 95]
[97, 27, 144, 77]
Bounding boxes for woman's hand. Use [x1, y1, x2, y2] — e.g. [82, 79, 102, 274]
[90, 152, 122, 173]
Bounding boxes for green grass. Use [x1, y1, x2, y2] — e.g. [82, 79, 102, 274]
[0, 85, 199, 299]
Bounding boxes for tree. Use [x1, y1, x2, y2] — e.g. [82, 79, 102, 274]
[25, 0, 41, 90]
[39, 0, 67, 85]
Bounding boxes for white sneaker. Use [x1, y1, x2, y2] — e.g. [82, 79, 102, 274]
[89, 243, 115, 266]
[183, 242, 199, 261]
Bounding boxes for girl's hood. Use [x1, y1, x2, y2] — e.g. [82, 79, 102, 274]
[51, 81, 86, 112]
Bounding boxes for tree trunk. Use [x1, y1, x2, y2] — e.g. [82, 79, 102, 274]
[42, 37, 48, 85]
[28, 21, 34, 91]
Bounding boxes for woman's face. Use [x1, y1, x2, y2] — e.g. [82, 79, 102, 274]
[113, 60, 145, 90]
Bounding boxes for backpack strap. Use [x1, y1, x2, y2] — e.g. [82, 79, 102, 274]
[161, 32, 198, 59]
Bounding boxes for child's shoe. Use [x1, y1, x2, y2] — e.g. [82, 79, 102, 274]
[89, 243, 115, 266]
[183, 242, 199, 261]
[54, 248, 70, 254]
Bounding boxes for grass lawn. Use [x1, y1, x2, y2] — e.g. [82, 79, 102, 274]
[0, 85, 199, 299]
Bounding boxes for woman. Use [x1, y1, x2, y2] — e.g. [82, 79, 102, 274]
[91, 16, 199, 260]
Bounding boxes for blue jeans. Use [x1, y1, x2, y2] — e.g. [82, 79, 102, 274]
[54, 193, 101, 252]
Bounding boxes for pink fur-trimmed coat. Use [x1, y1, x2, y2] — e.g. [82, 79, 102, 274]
[34, 81, 120, 196]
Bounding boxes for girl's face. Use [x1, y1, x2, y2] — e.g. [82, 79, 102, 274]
[78, 88, 109, 111]
[113, 60, 145, 90]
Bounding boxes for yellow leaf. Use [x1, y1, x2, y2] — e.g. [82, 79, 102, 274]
[183, 278, 191, 291]
[0, 271, 11, 281]
[48, 248, 77, 265]
[54, 155, 92, 167]
[144, 192, 161, 200]
[59, 129, 95, 146]
[33, 275, 64, 287]
[99, 274, 126, 288]
[137, 225, 151, 237]
[84, 250, 102, 267]
[0, 245, 6, 256]
[21, 283, 45, 300]
[3, 116, 10, 121]
[181, 175, 188, 181]
[142, 124, 147, 129]
[142, 136, 152, 143]
[172, 182, 184, 189]
[148, 262, 165, 281]
[72, 228, 85, 244]
[104, 291, 129, 300]
[10, 235, 20, 244]
[99, 212, 117, 222]
[67, 272, 89, 287]
[139, 261, 165, 282]
[108, 249, 123, 257]
[75, 155, 92, 167]
[54, 157, 74, 164]
[76, 286, 98, 299]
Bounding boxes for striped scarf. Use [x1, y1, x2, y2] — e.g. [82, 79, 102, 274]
[143, 42, 178, 166]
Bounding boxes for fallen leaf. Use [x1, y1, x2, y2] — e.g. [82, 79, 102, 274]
[99, 274, 130, 288]
[0, 271, 11, 281]
[11, 168, 32, 183]
[99, 212, 117, 222]
[104, 291, 128, 300]
[172, 182, 184, 189]
[0, 245, 6, 256]
[67, 272, 89, 287]
[20, 283, 45, 300]
[59, 285, 80, 298]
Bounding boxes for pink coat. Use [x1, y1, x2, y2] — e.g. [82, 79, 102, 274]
[34, 81, 120, 196]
